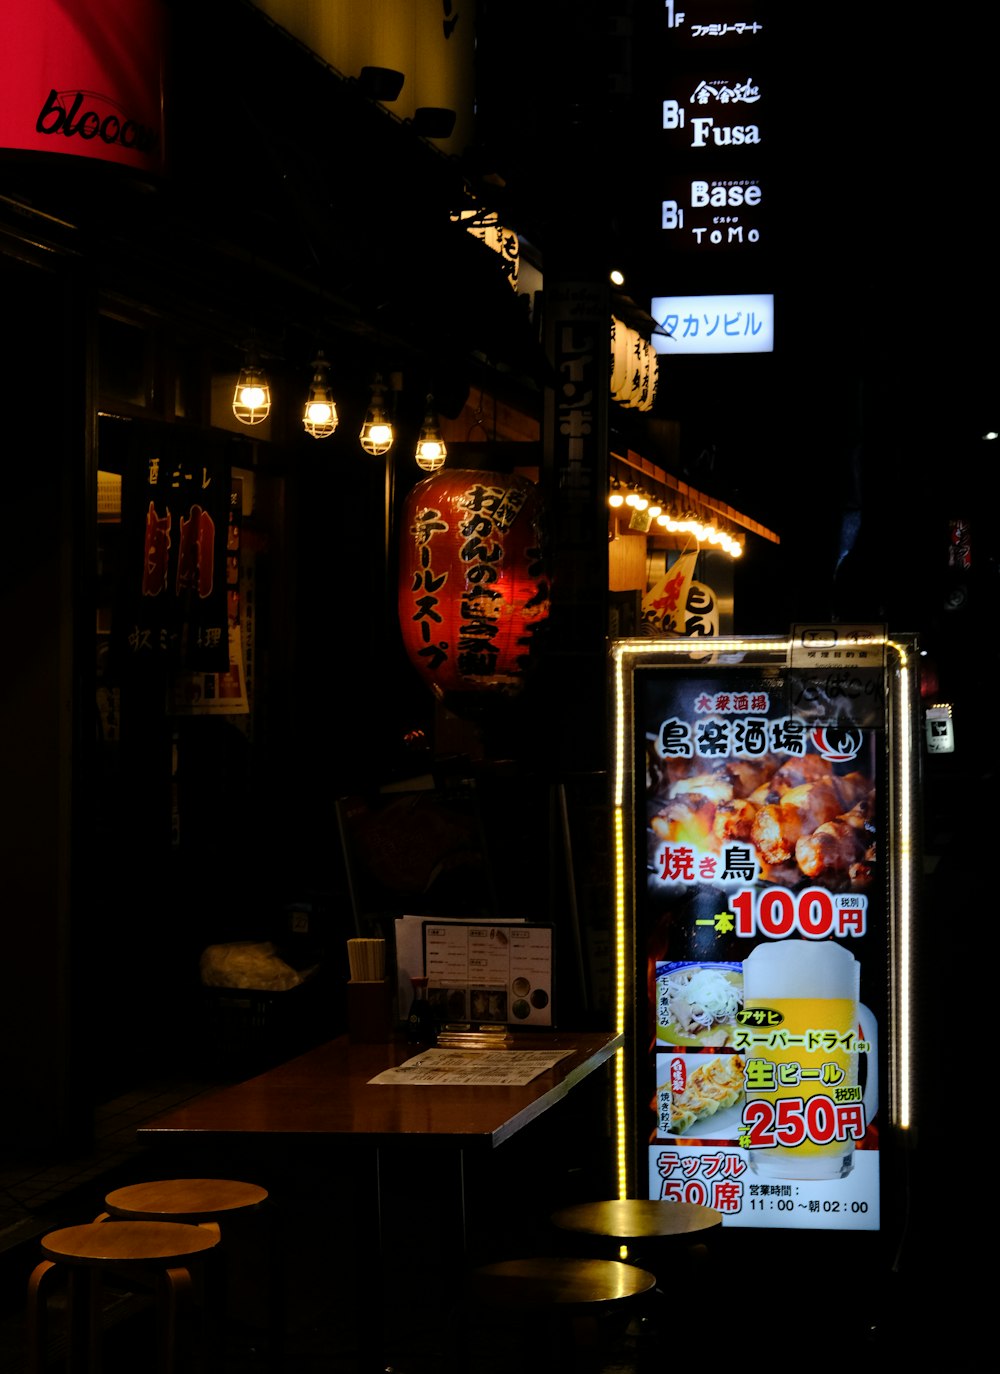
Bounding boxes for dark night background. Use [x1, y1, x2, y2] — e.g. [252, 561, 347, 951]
[0, 9, 991, 1365]
[471, 2, 997, 666]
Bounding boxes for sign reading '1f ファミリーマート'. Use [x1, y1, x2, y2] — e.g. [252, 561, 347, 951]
[611, 633, 919, 1233]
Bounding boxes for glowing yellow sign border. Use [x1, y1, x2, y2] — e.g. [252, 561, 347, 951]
[610, 634, 916, 1202]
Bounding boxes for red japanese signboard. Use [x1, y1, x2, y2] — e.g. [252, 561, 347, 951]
[0, 0, 166, 177]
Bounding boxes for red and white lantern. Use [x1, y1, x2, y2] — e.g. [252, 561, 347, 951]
[398, 470, 550, 698]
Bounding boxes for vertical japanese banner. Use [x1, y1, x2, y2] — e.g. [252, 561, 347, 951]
[119, 430, 229, 673]
[611, 631, 918, 1233]
[167, 474, 250, 714]
[542, 278, 610, 640]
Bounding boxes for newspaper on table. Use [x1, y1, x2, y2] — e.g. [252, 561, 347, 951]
[368, 1047, 573, 1086]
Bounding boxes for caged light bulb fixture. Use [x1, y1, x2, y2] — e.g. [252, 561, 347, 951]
[233, 343, 271, 426]
[302, 351, 339, 439]
[358, 373, 395, 456]
[414, 395, 447, 472]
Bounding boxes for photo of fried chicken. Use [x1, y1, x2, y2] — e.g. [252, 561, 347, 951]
[648, 745, 875, 891]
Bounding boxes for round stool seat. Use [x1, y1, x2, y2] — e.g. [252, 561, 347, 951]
[28, 1221, 221, 1374]
[103, 1178, 268, 1224]
[41, 1220, 219, 1266]
[98, 1178, 278, 1370]
[551, 1199, 723, 1243]
[467, 1256, 657, 1311]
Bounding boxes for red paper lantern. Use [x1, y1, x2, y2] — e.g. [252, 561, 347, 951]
[398, 470, 550, 698]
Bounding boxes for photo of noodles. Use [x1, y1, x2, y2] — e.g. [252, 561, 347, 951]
[656, 962, 743, 1046]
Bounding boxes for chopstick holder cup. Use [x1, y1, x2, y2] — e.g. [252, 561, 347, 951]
[347, 977, 394, 1043]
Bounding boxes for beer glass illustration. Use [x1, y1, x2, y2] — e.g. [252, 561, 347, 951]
[741, 939, 877, 1180]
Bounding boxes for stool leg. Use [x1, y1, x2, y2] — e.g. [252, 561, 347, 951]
[64, 1267, 102, 1374]
[265, 1204, 285, 1372]
[196, 1223, 225, 1360]
[156, 1265, 194, 1374]
[26, 1260, 58, 1374]
[568, 1312, 602, 1369]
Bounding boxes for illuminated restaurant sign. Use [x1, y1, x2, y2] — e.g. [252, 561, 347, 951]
[0, 0, 166, 176]
[611, 631, 919, 1233]
[658, 170, 765, 250]
[656, 3, 771, 258]
[650, 293, 774, 354]
[645, 7, 775, 371]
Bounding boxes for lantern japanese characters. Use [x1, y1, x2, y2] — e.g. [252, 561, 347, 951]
[610, 316, 658, 412]
[398, 470, 550, 698]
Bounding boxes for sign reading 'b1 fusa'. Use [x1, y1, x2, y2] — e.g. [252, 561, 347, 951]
[0, 0, 166, 176]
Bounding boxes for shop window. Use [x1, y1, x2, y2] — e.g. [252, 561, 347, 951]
[98, 313, 153, 408]
[174, 341, 202, 420]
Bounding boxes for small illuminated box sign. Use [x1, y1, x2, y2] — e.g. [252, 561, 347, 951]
[650, 293, 774, 355]
[925, 704, 955, 755]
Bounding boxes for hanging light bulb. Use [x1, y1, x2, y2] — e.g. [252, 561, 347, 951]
[608, 479, 625, 508]
[233, 344, 271, 426]
[303, 351, 339, 439]
[415, 395, 447, 472]
[358, 373, 394, 456]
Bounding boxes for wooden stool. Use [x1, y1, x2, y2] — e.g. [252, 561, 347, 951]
[549, 1201, 724, 1362]
[98, 1177, 269, 1234]
[97, 1178, 274, 1366]
[26, 1220, 218, 1374]
[462, 1256, 657, 1373]
[550, 1199, 723, 1260]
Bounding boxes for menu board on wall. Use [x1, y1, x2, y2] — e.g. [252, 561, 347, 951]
[613, 631, 918, 1232]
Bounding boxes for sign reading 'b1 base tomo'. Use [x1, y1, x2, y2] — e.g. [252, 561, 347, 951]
[0, 0, 166, 177]
[611, 630, 919, 1232]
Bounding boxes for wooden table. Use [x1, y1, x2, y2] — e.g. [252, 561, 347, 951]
[137, 1030, 622, 1151]
[136, 1031, 622, 1371]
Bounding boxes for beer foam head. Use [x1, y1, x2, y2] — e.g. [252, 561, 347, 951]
[742, 938, 859, 999]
